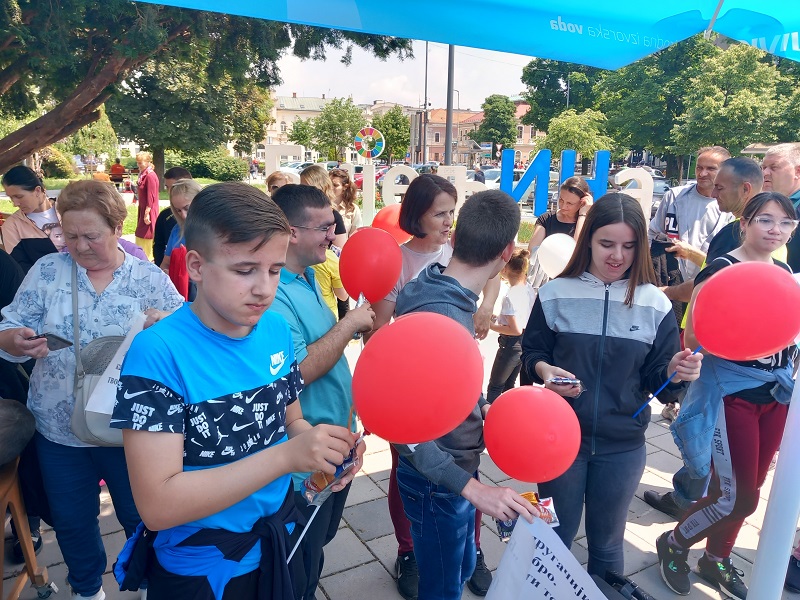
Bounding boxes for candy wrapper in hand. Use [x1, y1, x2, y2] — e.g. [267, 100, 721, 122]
[495, 492, 559, 542]
[302, 445, 358, 507]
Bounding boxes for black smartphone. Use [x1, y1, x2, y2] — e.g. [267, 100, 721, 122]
[27, 333, 73, 351]
[548, 377, 581, 386]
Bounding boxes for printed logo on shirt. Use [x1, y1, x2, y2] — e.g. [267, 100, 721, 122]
[269, 351, 287, 375]
[115, 365, 303, 468]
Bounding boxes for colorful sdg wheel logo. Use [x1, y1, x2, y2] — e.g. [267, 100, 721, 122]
[354, 127, 385, 159]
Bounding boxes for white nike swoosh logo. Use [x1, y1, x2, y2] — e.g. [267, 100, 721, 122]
[123, 390, 149, 399]
[245, 388, 263, 404]
[206, 399, 226, 403]
[109, 419, 126, 424]
[214, 414, 225, 422]
[269, 361, 285, 376]
[232, 422, 254, 432]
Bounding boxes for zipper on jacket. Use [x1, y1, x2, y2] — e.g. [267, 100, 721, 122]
[591, 284, 611, 455]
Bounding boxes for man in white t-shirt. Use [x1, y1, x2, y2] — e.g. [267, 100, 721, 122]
[648, 146, 732, 304]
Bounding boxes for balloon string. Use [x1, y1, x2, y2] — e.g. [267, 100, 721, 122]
[632, 346, 703, 418]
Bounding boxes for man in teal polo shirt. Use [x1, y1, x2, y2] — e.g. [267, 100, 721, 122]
[270, 184, 375, 600]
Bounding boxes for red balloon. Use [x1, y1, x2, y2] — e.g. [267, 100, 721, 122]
[484, 387, 580, 483]
[353, 312, 483, 443]
[339, 228, 403, 303]
[372, 204, 411, 245]
[693, 262, 800, 361]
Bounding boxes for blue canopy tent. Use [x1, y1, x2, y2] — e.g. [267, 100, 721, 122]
[140, 1, 800, 68]
[138, 2, 800, 598]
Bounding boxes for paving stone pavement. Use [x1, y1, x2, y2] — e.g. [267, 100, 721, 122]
[4, 329, 800, 599]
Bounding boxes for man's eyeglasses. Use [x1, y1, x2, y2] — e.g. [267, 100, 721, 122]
[751, 216, 799, 233]
[292, 223, 337, 235]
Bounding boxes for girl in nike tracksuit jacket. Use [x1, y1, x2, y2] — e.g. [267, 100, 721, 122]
[521, 193, 702, 579]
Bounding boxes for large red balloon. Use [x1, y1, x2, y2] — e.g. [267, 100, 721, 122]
[339, 228, 403, 303]
[484, 387, 580, 483]
[372, 204, 411, 245]
[353, 312, 483, 443]
[693, 262, 800, 361]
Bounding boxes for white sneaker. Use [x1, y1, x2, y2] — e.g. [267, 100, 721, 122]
[71, 589, 105, 600]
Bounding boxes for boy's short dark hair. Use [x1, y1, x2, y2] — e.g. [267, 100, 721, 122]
[164, 167, 192, 180]
[271, 184, 331, 225]
[184, 182, 289, 257]
[399, 174, 457, 238]
[452, 190, 520, 266]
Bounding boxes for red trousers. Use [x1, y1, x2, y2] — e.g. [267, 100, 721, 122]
[675, 395, 787, 557]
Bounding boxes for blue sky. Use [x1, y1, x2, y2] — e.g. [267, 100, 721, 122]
[274, 40, 534, 112]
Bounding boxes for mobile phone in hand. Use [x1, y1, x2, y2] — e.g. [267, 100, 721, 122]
[548, 376, 581, 386]
[27, 333, 73, 351]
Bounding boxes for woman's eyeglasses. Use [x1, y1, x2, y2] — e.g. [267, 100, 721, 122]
[751, 216, 799, 233]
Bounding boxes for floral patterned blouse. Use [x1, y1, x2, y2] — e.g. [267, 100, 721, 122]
[0, 251, 184, 446]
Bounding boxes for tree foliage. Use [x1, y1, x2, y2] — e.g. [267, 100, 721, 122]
[57, 106, 118, 158]
[520, 59, 603, 130]
[596, 36, 718, 156]
[469, 94, 517, 156]
[371, 106, 410, 163]
[541, 109, 615, 157]
[0, 1, 412, 172]
[106, 58, 271, 158]
[311, 98, 365, 160]
[287, 117, 314, 148]
[670, 44, 784, 154]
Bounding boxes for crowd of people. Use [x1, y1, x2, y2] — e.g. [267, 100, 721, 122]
[0, 146, 799, 600]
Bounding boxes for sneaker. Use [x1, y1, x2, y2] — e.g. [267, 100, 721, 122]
[395, 551, 419, 600]
[467, 549, 492, 596]
[786, 556, 800, 593]
[697, 554, 747, 599]
[644, 490, 685, 521]
[656, 531, 691, 595]
[661, 403, 680, 421]
[11, 529, 43, 564]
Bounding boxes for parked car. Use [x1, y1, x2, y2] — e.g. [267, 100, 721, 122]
[355, 166, 389, 190]
[623, 177, 671, 217]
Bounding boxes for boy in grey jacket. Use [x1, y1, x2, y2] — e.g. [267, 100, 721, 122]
[393, 190, 537, 600]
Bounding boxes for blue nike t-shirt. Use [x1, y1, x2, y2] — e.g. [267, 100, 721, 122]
[112, 304, 303, 578]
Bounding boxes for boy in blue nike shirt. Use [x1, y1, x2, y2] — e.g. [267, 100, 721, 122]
[112, 182, 359, 600]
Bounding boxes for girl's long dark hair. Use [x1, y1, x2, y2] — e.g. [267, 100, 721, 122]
[559, 193, 656, 306]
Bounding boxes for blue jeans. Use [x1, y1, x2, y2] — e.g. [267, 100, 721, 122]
[537, 444, 646, 578]
[672, 465, 710, 510]
[35, 433, 140, 597]
[396, 458, 476, 600]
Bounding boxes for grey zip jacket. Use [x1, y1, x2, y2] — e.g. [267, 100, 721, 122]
[393, 263, 484, 494]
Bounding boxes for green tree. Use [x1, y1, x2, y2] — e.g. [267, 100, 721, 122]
[520, 60, 604, 130]
[541, 109, 615, 157]
[58, 106, 118, 158]
[312, 98, 365, 160]
[371, 106, 410, 163]
[670, 44, 784, 155]
[287, 117, 314, 148]
[107, 57, 272, 179]
[596, 35, 718, 177]
[0, 1, 412, 173]
[469, 95, 517, 156]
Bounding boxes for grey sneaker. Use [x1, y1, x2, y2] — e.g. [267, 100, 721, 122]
[395, 551, 418, 600]
[656, 531, 691, 595]
[467, 549, 492, 596]
[644, 490, 685, 521]
[697, 554, 747, 599]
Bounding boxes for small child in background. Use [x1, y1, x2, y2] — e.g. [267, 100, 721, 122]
[486, 248, 534, 403]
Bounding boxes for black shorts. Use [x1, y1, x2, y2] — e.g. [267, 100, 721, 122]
[146, 554, 259, 600]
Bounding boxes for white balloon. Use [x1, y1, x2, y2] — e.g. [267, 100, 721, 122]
[537, 233, 577, 279]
